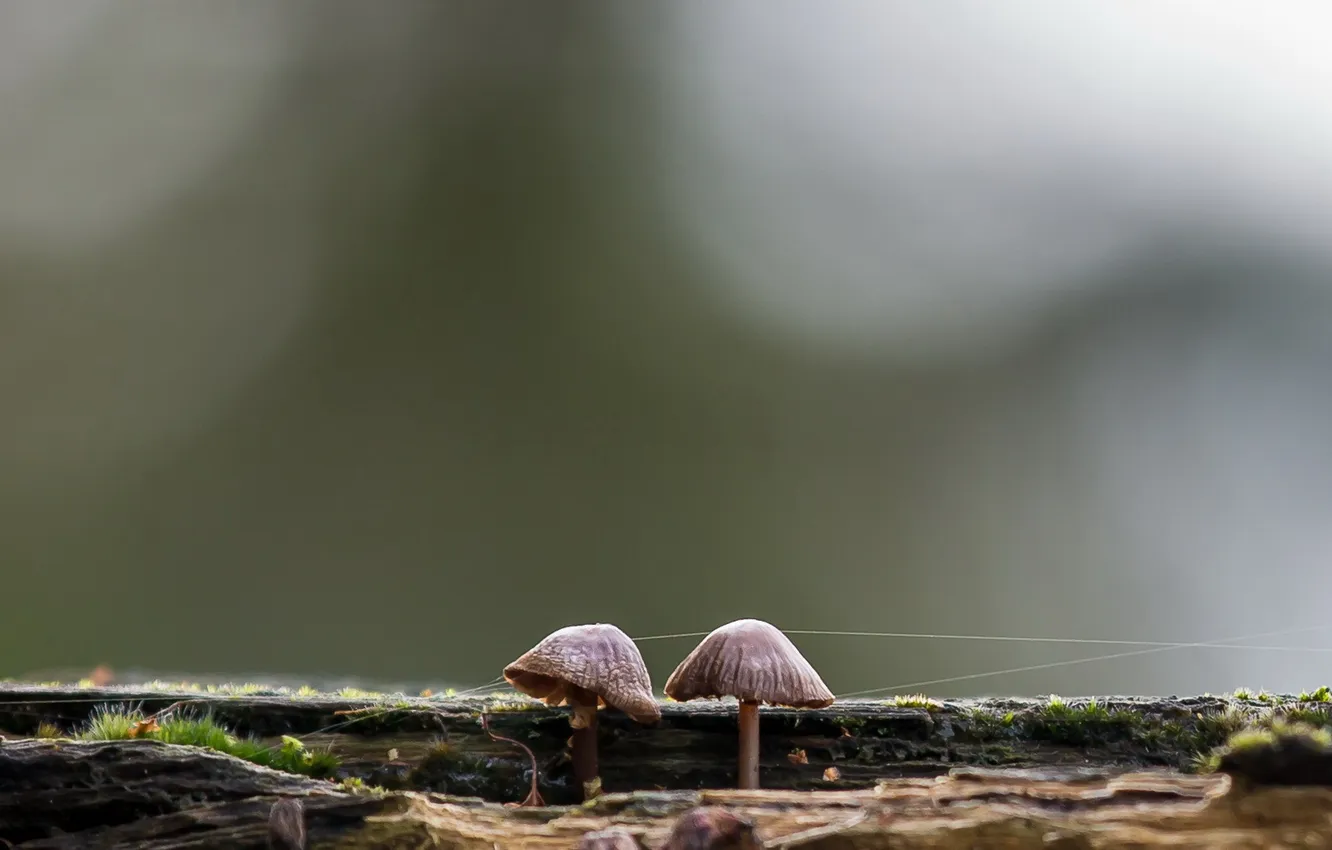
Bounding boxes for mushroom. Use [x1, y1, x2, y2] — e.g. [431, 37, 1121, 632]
[661, 807, 760, 850]
[503, 623, 660, 800]
[267, 798, 306, 850]
[664, 618, 833, 789]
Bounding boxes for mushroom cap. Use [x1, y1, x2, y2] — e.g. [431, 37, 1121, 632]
[663, 807, 759, 850]
[504, 623, 661, 723]
[663, 618, 834, 708]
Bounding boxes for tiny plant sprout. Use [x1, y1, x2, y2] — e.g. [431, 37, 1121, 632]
[503, 623, 660, 800]
[665, 618, 833, 790]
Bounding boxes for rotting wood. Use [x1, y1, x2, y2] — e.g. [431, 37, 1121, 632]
[3, 687, 1327, 804]
[4, 739, 1332, 849]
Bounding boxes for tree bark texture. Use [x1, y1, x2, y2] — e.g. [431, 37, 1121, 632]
[1, 687, 1330, 804]
[3, 739, 1332, 849]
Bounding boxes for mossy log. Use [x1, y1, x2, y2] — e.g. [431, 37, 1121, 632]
[4, 738, 1332, 849]
[3, 687, 1331, 805]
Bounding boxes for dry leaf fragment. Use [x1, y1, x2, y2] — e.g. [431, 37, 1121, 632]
[387, 748, 399, 761]
[126, 717, 160, 738]
[839, 727, 854, 739]
[420, 689, 433, 697]
[823, 767, 841, 781]
[787, 748, 808, 765]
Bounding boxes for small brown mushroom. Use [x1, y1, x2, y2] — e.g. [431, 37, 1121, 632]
[664, 618, 833, 790]
[267, 798, 306, 850]
[661, 807, 761, 850]
[504, 623, 660, 800]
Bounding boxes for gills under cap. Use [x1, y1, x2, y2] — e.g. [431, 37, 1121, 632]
[664, 618, 834, 708]
[504, 623, 661, 723]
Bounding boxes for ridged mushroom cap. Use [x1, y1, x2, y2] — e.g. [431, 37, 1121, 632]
[664, 619, 834, 708]
[504, 623, 661, 723]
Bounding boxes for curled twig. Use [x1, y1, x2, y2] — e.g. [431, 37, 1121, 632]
[480, 712, 545, 807]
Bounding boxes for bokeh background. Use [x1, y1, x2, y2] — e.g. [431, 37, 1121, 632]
[4, 1, 1332, 699]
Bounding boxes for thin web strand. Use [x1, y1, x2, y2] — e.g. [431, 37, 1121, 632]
[631, 628, 1332, 650]
[837, 622, 1332, 698]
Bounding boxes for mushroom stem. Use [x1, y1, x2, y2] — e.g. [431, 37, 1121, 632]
[568, 686, 601, 799]
[737, 700, 761, 789]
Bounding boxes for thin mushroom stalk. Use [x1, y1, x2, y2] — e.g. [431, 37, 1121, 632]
[568, 685, 601, 798]
[502, 623, 660, 802]
[737, 700, 761, 789]
[663, 619, 835, 791]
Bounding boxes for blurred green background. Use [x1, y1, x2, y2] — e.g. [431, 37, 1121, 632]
[4, 1, 1332, 698]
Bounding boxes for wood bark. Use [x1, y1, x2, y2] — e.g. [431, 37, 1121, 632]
[0, 688, 1292, 804]
[3, 739, 1332, 849]
[5, 686, 1332, 847]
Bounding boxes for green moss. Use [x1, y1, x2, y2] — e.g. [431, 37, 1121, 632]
[1280, 705, 1332, 728]
[34, 721, 63, 739]
[962, 707, 1017, 742]
[1297, 686, 1332, 704]
[834, 715, 868, 735]
[80, 704, 143, 740]
[1197, 721, 1332, 785]
[339, 776, 388, 796]
[76, 705, 339, 778]
[1027, 697, 1143, 746]
[203, 682, 278, 695]
[141, 680, 204, 693]
[334, 686, 386, 699]
[484, 692, 545, 712]
[889, 694, 943, 710]
[1190, 706, 1252, 749]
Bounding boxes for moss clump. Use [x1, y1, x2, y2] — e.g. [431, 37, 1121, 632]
[1027, 697, 1143, 746]
[80, 704, 144, 740]
[34, 721, 63, 739]
[335, 686, 385, 699]
[1296, 686, 1332, 704]
[1280, 705, 1332, 729]
[1188, 706, 1253, 750]
[1198, 721, 1332, 787]
[889, 694, 943, 710]
[961, 707, 1018, 742]
[339, 776, 388, 796]
[77, 705, 338, 778]
[483, 692, 545, 712]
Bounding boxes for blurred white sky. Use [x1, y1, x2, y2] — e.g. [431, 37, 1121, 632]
[641, 0, 1332, 360]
